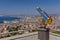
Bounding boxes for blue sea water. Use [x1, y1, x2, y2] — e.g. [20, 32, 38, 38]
[0, 16, 20, 23]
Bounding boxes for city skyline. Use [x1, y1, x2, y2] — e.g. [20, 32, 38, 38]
[0, 0, 60, 16]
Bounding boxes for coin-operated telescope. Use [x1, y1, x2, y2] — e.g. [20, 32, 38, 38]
[36, 6, 52, 40]
[36, 6, 52, 28]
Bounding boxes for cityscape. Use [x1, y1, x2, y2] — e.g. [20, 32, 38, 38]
[0, 0, 60, 40]
[0, 14, 60, 39]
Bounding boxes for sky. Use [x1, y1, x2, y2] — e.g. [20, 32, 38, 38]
[0, 0, 60, 16]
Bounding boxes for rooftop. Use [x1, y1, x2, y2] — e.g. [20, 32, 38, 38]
[0, 32, 60, 40]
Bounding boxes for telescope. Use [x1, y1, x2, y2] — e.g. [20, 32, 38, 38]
[36, 6, 53, 40]
[36, 6, 52, 28]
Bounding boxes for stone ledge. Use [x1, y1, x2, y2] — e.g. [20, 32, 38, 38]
[0, 32, 38, 40]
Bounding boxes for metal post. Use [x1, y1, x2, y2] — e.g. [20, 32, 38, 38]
[38, 28, 49, 40]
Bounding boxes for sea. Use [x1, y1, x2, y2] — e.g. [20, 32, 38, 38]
[0, 16, 20, 23]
